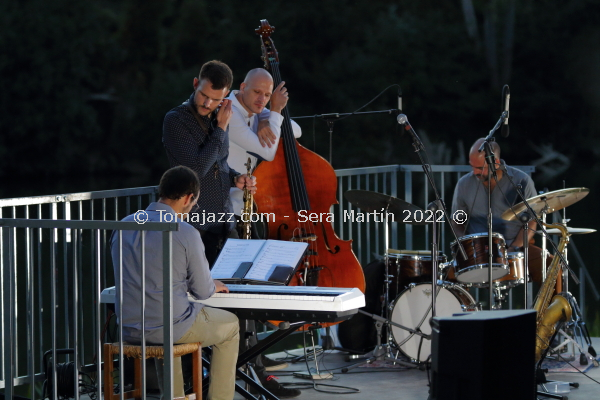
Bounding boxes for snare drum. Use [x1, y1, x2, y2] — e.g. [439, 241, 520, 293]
[473, 251, 525, 289]
[386, 250, 448, 299]
[450, 232, 508, 283]
[390, 282, 478, 361]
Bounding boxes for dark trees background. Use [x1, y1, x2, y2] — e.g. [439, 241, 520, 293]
[2, 0, 600, 329]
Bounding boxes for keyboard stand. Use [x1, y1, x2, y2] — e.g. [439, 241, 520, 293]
[203, 321, 305, 400]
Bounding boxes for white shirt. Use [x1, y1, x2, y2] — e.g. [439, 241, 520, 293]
[227, 90, 302, 215]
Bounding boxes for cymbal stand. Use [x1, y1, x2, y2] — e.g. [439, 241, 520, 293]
[358, 206, 400, 363]
[541, 206, 548, 282]
[380, 201, 397, 358]
[559, 181, 569, 293]
[493, 168, 580, 302]
[519, 211, 532, 308]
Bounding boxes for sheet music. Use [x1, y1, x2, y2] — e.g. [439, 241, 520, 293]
[210, 239, 307, 282]
[244, 240, 308, 281]
[210, 239, 264, 279]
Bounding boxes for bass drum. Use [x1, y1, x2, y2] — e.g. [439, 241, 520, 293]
[390, 283, 478, 362]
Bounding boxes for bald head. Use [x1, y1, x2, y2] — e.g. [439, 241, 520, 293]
[469, 138, 501, 159]
[243, 68, 273, 85]
[237, 68, 275, 115]
[469, 138, 501, 182]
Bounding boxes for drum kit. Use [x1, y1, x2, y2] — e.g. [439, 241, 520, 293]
[344, 186, 594, 365]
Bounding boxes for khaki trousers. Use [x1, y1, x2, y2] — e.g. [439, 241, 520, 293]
[156, 307, 239, 400]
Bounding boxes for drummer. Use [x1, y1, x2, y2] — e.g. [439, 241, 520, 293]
[451, 138, 538, 254]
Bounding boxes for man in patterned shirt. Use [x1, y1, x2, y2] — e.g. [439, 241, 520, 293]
[163, 60, 256, 265]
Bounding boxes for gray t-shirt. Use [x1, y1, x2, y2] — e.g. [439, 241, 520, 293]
[451, 164, 537, 246]
[111, 202, 216, 344]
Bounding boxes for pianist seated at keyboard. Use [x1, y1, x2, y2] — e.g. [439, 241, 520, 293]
[111, 166, 239, 400]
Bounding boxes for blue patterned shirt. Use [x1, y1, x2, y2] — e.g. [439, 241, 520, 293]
[163, 93, 239, 234]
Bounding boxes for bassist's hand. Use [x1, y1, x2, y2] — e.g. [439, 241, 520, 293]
[257, 119, 277, 148]
[269, 81, 289, 114]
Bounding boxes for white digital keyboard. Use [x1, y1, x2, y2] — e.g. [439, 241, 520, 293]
[101, 285, 365, 322]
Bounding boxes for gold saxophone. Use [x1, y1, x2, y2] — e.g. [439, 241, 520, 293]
[533, 222, 572, 362]
[241, 157, 253, 240]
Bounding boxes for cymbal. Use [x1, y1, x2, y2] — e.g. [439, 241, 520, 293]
[501, 187, 589, 221]
[537, 227, 597, 235]
[344, 190, 427, 225]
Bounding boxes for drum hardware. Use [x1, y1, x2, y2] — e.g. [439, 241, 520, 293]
[344, 130, 469, 363]
[491, 287, 507, 310]
[389, 282, 479, 361]
[385, 250, 448, 300]
[344, 190, 433, 365]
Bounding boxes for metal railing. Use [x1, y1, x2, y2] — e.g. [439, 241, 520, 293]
[0, 164, 597, 397]
[0, 217, 178, 400]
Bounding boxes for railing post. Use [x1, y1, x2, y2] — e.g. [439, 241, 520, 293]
[2, 227, 15, 398]
[162, 231, 174, 400]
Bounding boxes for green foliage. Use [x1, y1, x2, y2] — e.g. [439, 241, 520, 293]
[1, 0, 600, 191]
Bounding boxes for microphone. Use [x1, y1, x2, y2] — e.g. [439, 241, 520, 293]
[501, 84, 510, 138]
[397, 114, 415, 134]
[397, 114, 424, 150]
[398, 88, 403, 113]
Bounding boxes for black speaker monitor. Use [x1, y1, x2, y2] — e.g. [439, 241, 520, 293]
[431, 310, 536, 400]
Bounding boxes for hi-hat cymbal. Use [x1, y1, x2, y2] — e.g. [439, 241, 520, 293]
[537, 227, 597, 235]
[344, 190, 428, 224]
[501, 187, 589, 221]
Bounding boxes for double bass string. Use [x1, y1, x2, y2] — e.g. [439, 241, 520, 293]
[271, 62, 308, 210]
[270, 61, 320, 281]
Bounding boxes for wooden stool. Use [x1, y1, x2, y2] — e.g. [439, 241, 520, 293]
[104, 342, 202, 400]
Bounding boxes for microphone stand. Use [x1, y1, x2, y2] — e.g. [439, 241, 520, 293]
[401, 116, 467, 320]
[480, 112, 579, 312]
[478, 112, 506, 310]
[293, 109, 402, 165]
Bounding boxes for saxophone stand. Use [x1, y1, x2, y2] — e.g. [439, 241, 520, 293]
[549, 195, 598, 366]
[535, 323, 579, 400]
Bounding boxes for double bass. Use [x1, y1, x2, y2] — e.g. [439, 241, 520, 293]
[252, 20, 366, 304]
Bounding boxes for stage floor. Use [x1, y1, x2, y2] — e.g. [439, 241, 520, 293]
[234, 337, 600, 400]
